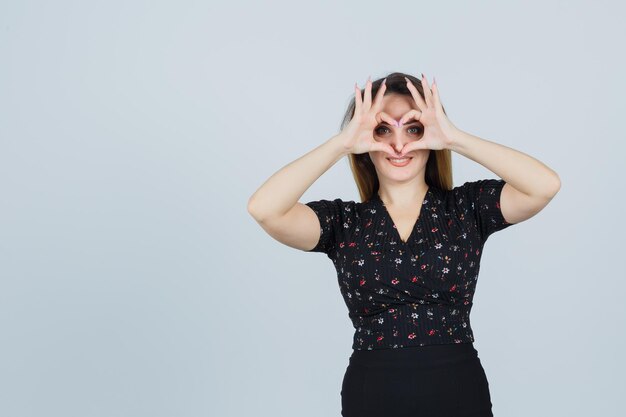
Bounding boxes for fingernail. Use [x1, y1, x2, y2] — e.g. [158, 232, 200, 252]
[421, 73, 424, 79]
[382, 77, 387, 85]
[433, 76, 436, 85]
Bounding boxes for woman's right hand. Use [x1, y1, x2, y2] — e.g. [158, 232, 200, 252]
[338, 77, 401, 158]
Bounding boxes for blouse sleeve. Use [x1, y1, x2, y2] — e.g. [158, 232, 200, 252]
[304, 198, 346, 256]
[461, 178, 514, 243]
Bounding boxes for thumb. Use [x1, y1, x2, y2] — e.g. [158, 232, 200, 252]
[399, 141, 426, 157]
[371, 142, 402, 158]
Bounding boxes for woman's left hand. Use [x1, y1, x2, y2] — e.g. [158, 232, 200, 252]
[398, 74, 460, 155]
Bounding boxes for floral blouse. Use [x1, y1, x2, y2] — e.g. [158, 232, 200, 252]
[304, 179, 514, 351]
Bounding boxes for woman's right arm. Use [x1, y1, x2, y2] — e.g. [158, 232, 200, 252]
[247, 133, 350, 252]
[248, 76, 398, 252]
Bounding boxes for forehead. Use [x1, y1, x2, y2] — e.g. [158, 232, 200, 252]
[379, 94, 417, 118]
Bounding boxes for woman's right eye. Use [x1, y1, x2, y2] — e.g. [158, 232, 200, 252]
[375, 126, 422, 135]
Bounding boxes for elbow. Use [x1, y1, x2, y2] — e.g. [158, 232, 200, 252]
[550, 173, 561, 196]
[247, 195, 274, 223]
[542, 172, 561, 200]
[247, 195, 262, 221]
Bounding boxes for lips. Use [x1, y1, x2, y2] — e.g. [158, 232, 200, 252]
[386, 156, 413, 167]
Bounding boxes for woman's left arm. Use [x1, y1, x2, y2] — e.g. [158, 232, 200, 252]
[398, 74, 560, 226]
[447, 130, 561, 225]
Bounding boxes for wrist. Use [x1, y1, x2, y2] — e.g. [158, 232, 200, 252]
[328, 133, 351, 159]
[445, 128, 471, 153]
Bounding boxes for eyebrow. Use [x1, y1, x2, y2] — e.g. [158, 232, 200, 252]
[379, 120, 421, 126]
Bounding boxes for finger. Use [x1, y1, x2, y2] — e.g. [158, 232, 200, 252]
[376, 111, 398, 127]
[371, 141, 401, 157]
[372, 77, 387, 112]
[363, 76, 372, 109]
[432, 78, 442, 111]
[400, 141, 423, 158]
[404, 77, 427, 111]
[384, 143, 402, 157]
[354, 82, 362, 114]
[421, 73, 433, 107]
[399, 140, 426, 157]
[398, 109, 422, 127]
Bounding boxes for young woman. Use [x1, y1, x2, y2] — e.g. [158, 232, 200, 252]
[248, 72, 560, 416]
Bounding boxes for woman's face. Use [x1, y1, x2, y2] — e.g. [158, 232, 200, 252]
[368, 93, 429, 183]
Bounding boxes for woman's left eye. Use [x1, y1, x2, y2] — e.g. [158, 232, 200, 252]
[375, 126, 422, 134]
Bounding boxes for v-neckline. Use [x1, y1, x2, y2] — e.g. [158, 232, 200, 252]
[375, 187, 431, 245]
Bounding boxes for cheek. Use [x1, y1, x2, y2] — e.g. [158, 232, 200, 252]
[369, 152, 384, 166]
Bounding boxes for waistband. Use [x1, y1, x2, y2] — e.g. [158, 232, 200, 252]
[349, 342, 479, 369]
[350, 302, 475, 350]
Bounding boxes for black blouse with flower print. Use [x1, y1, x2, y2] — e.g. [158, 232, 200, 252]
[304, 178, 514, 351]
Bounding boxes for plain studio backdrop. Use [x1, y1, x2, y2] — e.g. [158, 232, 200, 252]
[1, 1, 624, 416]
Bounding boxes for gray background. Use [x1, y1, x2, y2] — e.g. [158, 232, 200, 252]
[1, 0, 624, 416]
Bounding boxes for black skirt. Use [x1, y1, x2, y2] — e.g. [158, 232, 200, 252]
[341, 342, 493, 417]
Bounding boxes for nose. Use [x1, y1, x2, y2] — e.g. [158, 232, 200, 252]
[389, 129, 410, 154]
